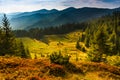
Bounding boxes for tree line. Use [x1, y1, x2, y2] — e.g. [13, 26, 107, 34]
[14, 22, 87, 39]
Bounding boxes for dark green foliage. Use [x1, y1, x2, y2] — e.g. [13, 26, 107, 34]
[76, 40, 81, 50]
[84, 35, 90, 48]
[88, 27, 110, 62]
[14, 22, 87, 39]
[65, 63, 83, 73]
[34, 53, 37, 59]
[81, 47, 86, 52]
[19, 42, 26, 58]
[86, 11, 120, 62]
[26, 48, 31, 58]
[0, 14, 16, 56]
[0, 14, 31, 58]
[50, 51, 70, 65]
[76, 39, 86, 52]
[19, 42, 31, 58]
[49, 64, 65, 77]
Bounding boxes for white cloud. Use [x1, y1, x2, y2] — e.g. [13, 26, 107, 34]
[62, 0, 120, 8]
[0, 0, 119, 13]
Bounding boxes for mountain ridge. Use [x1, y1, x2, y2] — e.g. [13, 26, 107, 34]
[0, 7, 120, 29]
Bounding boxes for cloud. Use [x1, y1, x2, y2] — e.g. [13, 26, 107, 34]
[0, 0, 66, 13]
[0, 0, 119, 13]
[62, 0, 120, 8]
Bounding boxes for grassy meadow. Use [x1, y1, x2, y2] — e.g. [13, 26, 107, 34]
[17, 31, 87, 61]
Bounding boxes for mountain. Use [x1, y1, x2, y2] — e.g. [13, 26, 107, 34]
[0, 7, 120, 29]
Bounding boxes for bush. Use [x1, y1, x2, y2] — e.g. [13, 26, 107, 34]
[49, 64, 65, 77]
[76, 41, 81, 50]
[50, 52, 70, 65]
[29, 76, 39, 80]
[65, 63, 83, 73]
[107, 56, 120, 66]
[87, 49, 102, 62]
[81, 47, 86, 52]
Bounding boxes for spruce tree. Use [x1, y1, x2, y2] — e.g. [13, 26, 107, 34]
[76, 40, 81, 50]
[19, 42, 31, 58]
[0, 14, 15, 56]
[26, 47, 31, 58]
[88, 26, 109, 62]
[19, 42, 26, 58]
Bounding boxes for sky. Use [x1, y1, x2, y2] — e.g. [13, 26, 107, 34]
[0, 0, 120, 13]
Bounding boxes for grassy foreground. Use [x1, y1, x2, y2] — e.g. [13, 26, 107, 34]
[0, 56, 120, 80]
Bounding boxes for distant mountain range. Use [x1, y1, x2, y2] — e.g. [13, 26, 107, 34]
[0, 7, 120, 30]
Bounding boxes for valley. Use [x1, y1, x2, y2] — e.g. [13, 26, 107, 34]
[0, 6, 120, 80]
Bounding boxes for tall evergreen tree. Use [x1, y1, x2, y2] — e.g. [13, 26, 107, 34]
[76, 40, 81, 50]
[113, 11, 120, 55]
[19, 42, 31, 58]
[19, 42, 26, 58]
[88, 26, 110, 62]
[0, 14, 15, 56]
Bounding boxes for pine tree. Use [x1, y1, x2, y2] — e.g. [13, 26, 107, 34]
[19, 42, 26, 58]
[19, 42, 31, 58]
[0, 14, 15, 56]
[113, 11, 120, 55]
[26, 47, 31, 59]
[0, 27, 3, 56]
[76, 40, 81, 50]
[88, 26, 110, 62]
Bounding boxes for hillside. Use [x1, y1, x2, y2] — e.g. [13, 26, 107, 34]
[0, 7, 119, 29]
[16, 30, 86, 60]
[0, 56, 120, 80]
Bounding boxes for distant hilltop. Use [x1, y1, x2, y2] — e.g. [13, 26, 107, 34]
[0, 7, 120, 30]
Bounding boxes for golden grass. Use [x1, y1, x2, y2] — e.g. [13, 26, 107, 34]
[17, 35, 87, 61]
[0, 56, 119, 80]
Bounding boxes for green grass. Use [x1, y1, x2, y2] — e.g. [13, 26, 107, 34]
[16, 30, 87, 60]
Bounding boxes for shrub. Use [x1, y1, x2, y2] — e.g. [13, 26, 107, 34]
[50, 52, 70, 65]
[29, 76, 39, 80]
[76, 40, 81, 50]
[107, 56, 120, 66]
[81, 47, 86, 52]
[65, 63, 83, 73]
[49, 64, 65, 77]
[87, 51, 101, 62]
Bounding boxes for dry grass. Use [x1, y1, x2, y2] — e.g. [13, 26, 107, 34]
[0, 56, 119, 80]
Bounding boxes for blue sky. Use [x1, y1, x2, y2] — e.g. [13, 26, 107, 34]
[0, 0, 120, 13]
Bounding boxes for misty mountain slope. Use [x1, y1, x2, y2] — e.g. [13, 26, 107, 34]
[1, 7, 120, 29]
[10, 9, 60, 29]
[12, 9, 59, 19]
[53, 7, 110, 24]
[26, 7, 113, 29]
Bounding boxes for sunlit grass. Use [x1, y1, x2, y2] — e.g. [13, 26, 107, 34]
[0, 56, 119, 80]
